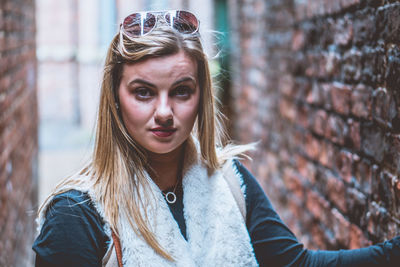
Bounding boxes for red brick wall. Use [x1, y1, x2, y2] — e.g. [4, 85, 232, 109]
[230, 0, 400, 249]
[0, 0, 38, 265]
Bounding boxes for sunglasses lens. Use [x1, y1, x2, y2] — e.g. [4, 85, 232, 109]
[123, 13, 156, 36]
[166, 11, 199, 34]
[142, 13, 156, 34]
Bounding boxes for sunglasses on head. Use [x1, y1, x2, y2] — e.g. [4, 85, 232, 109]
[121, 10, 200, 37]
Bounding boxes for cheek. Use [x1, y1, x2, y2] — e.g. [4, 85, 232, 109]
[118, 87, 150, 125]
[120, 101, 154, 128]
[176, 98, 199, 127]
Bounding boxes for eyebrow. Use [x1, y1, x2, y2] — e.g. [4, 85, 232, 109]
[128, 79, 156, 88]
[127, 76, 197, 88]
[172, 77, 197, 87]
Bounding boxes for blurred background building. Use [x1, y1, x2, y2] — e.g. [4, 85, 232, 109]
[0, 0, 38, 266]
[1, 0, 400, 265]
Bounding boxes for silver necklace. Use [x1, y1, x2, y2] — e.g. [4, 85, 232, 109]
[163, 179, 179, 204]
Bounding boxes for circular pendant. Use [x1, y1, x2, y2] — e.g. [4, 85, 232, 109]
[165, 192, 177, 204]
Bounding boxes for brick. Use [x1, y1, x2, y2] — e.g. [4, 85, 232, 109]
[369, 164, 381, 201]
[294, 1, 308, 21]
[306, 189, 331, 226]
[0, 75, 11, 92]
[292, 53, 307, 76]
[387, 220, 400, 240]
[366, 201, 390, 238]
[349, 224, 372, 249]
[353, 8, 377, 46]
[351, 84, 373, 119]
[361, 43, 386, 85]
[395, 178, 400, 202]
[361, 122, 387, 162]
[311, 109, 328, 136]
[293, 127, 305, 152]
[319, 140, 336, 169]
[309, 223, 332, 250]
[280, 75, 295, 97]
[326, 114, 348, 145]
[365, 0, 384, 8]
[330, 82, 351, 115]
[296, 155, 317, 185]
[297, 103, 311, 129]
[335, 150, 353, 183]
[331, 208, 351, 247]
[342, 48, 362, 82]
[385, 44, 400, 91]
[347, 119, 361, 150]
[292, 29, 305, 51]
[279, 97, 296, 122]
[321, 83, 333, 110]
[305, 52, 321, 77]
[340, 0, 361, 10]
[377, 3, 400, 43]
[268, 4, 293, 30]
[286, 194, 305, 223]
[333, 15, 353, 47]
[346, 188, 367, 223]
[324, 0, 341, 15]
[377, 171, 397, 213]
[324, 49, 341, 78]
[325, 171, 348, 213]
[306, 1, 323, 19]
[386, 135, 400, 174]
[372, 87, 397, 128]
[305, 133, 320, 160]
[282, 167, 305, 199]
[295, 78, 312, 100]
[306, 81, 324, 106]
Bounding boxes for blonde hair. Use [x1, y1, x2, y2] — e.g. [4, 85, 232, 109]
[39, 23, 254, 261]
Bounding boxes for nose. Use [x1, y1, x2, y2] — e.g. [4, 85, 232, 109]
[154, 94, 173, 126]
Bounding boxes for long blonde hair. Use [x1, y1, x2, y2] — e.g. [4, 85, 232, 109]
[39, 24, 253, 261]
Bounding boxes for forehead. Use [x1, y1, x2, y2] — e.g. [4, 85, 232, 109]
[121, 51, 198, 82]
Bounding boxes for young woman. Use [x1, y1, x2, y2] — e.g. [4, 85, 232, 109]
[33, 10, 400, 267]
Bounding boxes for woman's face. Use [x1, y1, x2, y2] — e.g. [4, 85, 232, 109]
[118, 51, 200, 155]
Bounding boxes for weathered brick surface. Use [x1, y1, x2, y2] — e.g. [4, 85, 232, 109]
[230, 0, 400, 249]
[0, 0, 38, 265]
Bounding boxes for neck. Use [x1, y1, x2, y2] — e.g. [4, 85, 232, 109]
[146, 144, 185, 191]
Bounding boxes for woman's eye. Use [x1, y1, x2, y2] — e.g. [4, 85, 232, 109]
[134, 88, 154, 99]
[173, 86, 193, 99]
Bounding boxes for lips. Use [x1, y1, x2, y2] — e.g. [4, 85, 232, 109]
[150, 127, 177, 137]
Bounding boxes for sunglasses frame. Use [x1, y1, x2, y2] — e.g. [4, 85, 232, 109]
[120, 10, 200, 37]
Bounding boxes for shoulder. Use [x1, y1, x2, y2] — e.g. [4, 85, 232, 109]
[231, 159, 282, 220]
[220, 158, 259, 196]
[231, 159, 264, 199]
[40, 189, 108, 236]
[46, 189, 90, 208]
[232, 159, 253, 182]
[44, 190, 98, 218]
[39, 189, 106, 228]
[33, 190, 109, 266]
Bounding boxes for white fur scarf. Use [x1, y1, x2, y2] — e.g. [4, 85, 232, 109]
[114, 158, 259, 267]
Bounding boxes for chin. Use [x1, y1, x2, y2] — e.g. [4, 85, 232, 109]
[145, 144, 181, 155]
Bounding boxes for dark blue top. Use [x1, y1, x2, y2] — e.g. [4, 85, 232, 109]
[33, 161, 400, 266]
